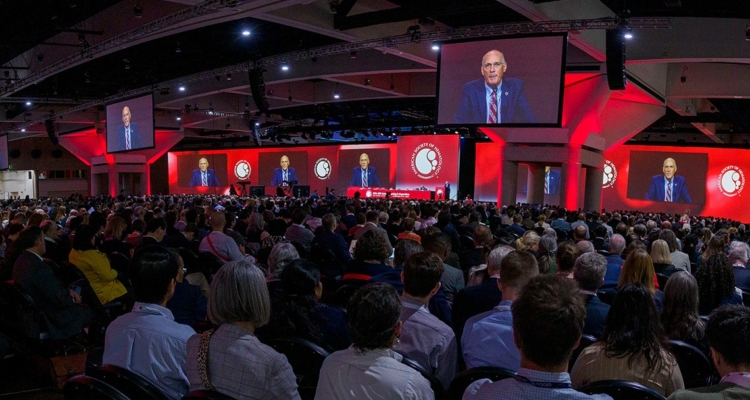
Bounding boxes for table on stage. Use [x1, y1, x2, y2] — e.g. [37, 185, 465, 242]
[346, 187, 434, 200]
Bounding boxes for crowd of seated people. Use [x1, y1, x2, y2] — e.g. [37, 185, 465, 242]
[1, 194, 750, 398]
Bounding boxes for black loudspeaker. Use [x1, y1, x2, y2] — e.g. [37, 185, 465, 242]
[250, 185, 265, 197]
[249, 68, 270, 112]
[605, 29, 626, 90]
[45, 119, 59, 145]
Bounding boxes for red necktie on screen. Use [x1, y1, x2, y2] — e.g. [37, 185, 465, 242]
[125, 128, 131, 150]
[666, 180, 672, 202]
[202, 172, 207, 186]
[489, 89, 498, 124]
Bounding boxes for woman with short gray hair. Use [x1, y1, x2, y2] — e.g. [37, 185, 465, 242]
[267, 242, 300, 280]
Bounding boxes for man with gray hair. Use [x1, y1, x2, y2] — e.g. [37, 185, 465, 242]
[574, 252, 610, 337]
[729, 242, 750, 290]
[576, 240, 595, 254]
[603, 234, 626, 288]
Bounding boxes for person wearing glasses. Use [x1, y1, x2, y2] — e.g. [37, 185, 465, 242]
[454, 50, 536, 125]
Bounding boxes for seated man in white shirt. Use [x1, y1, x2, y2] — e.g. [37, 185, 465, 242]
[103, 245, 196, 400]
[199, 211, 244, 262]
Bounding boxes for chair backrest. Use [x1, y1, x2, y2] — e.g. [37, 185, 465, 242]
[401, 355, 445, 400]
[655, 273, 669, 291]
[2, 280, 51, 340]
[290, 240, 310, 258]
[669, 340, 718, 388]
[89, 364, 169, 400]
[329, 284, 361, 310]
[46, 258, 84, 286]
[446, 367, 516, 400]
[197, 252, 225, 275]
[309, 243, 342, 279]
[741, 289, 750, 308]
[569, 334, 598, 372]
[577, 379, 667, 400]
[63, 375, 129, 400]
[265, 336, 330, 400]
[182, 389, 237, 400]
[597, 288, 618, 306]
[107, 252, 131, 273]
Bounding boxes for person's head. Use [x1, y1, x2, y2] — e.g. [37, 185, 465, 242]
[480, 50, 507, 88]
[661, 271, 703, 341]
[487, 244, 514, 275]
[499, 250, 539, 292]
[394, 239, 423, 267]
[574, 252, 607, 292]
[365, 210, 379, 223]
[658, 229, 679, 253]
[281, 259, 322, 301]
[729, 247, 749, 266]
[291, 208, 307, 225]
[122, 106, 131, 127]
[706, 305, 750, 375]
[322, 213, 337, 232]
[608, 234, 626, 255]
[662, 157, 676, 180]
[618, 249, 657, 292]
[209, 211, 226, 230]
[130, 245, 182, 305]
[144, 217, 167, 241]
[573, 225, 587, 241]
[602, 283, 666, 372]
[347, 283, 402, 351]
[513, 275, 585, 369]
[14, 225, 44, 254]
[40, 220, 58, 240]
[72, 224, 98, 251]
[402, 252, 444, 298]
[696, 253, 736, 312]
[104, 215, 127, 240]
[473, 224, 493, 247]
[402, 217, 415, 232]
[520, 230, 540, 252]
[556, 241, 580, 274]
[198, 157, 209, 172]
[280, 155, 290, 170]
[422, 232, 452, 261]
[268, 242, 299, 278]
[207, 260, 270, 328]
[576, 240, 594, 254]
[353, 230, 390, 263]
[649, 239, 672, 265]
[359, 153, 370, 170]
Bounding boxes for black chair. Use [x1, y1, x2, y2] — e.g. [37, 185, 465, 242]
[182, 390, 237, 400]
[47, 258, 85, 286]
[445, 367, 516, 400]
[309, 243, 343, 279]
[1, 280, 52, 341]
[578, 380, 666, 400]
[107, 252, 131, 277]
[63, 375, 129, 400]
[597, 288, 618, 306]
[569, 334, 598, 372]
[656, 273, 670, 291]
[741, 289, 750, 308]
[266, 337, 330, 400]
[197, 252, 225, 275]
[89, 364, 169, 400]
[669, 340, 718, 388]
[329, 284, 360, 310]
[401, 355, 445, 400]
[290, 241, 311, 259]
[460, 235, 475, 250]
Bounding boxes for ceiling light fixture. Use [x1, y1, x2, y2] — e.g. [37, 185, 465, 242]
[623, 27, 633, 39]
[431, 43, 440, 51]
[242, 30, 251, 36]
[178, 85, 186, 91]
[25, 101, 31, 106]
[281, 63, 289, 71]
[175, 42, 182, 53]
[176, 116, 181, 121]
[333, 92, 340, 99]
[134, 5, 143, 18]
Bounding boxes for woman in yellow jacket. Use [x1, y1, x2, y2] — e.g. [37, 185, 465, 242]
[69, 224, 130, 306]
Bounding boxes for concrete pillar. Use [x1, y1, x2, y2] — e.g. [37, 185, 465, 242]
[526, 164, 545, 205]
[584, 167, 604, 212]
[501, 160, 518, 206]
[561, 144, 583, 210]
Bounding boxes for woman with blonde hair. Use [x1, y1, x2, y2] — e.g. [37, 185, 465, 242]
[55, 206, 67, 223]
[516, 230, 540, 254]
[619, 249, 664, 310]
[101, 215, 132, 256]
[650, 239, 679, 281]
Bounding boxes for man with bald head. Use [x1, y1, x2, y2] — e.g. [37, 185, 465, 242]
[349, 152, 381, 187]
[114, 106, 144, 151]
[454, 50, 535, 124]
[189, 157, 221, 187]
[646, 157, 692, 203]
[270, 155, 298, 187]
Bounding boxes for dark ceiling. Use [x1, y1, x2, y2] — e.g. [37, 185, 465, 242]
[600, 0, 750, 18]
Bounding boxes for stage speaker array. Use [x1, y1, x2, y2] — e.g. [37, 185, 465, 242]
[45, 119, 59, 145]
[249, 68, 270, 113]
[605, 29, 626, 90]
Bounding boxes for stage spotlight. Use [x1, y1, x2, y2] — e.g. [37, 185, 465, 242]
[242, 30, 251, 36]
[179, 85, 186, 91]
[25, 101, 31, 106]
[281, 63, 289, 71]
[333, 92, 340, 99]
[623, 27, 633, 39]
[350, 51, 357, 58]
[431, 43, 440, 51]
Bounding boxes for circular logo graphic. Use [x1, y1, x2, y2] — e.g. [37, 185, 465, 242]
[718, 165, 745, 197]
[602, 160, 617, 189]
[234, 160, 251, 181]
[411, 143, 443, 179]
[365, 189, 373, 198]
[314, 158, 332, 180]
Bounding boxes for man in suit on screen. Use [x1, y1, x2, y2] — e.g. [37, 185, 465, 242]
[189, 157, 221, 187]
[270, 155, 298, 187]
[645, 157, 692, 204]
[350, 153, 381, 187]
[113, 106, 144, 151]
[454, 50, 536, 125]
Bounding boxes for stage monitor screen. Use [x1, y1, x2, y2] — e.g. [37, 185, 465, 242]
[106, 94, 155, 153]
[436, 34, 567, 127]
[0, 135, 7, 170]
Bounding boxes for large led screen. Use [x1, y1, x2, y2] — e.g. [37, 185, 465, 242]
[436, 34, 567, 127]
[106, 94, 155, 153]
[0, 135, 8, 170]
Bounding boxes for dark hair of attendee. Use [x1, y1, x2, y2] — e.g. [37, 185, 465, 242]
[131, 219, 146, 233]
[6, 223, 24, 238]
[347, 283, 401, 352]
[89, 211, 107, 231]
[267, 219, 287, 236]
[145, 217, 166, 234]
[602, 283, 668, 372]
[4, 226, 43, 272]
[130, 245, 180, 304]
[695, 253, 736, 311]
[500, 250, 539, 289]
[291, 208, 307, 225]
[422, 232, 452, 260]
[353, 230, 390, 263]
[702, 235, 727, 263]
[72, 224, 98, 251]
[394, 239, 423, 267]
[661, 271, 704, 342]
[658, 229, 680, 253]
[706, 305, 750, 367]
[403, 252, 444, 298]
[513, 275, 585, 367]
[555, 241, 579, 274]
[27, 213, 46, 227]
[270, 259, 325, 345]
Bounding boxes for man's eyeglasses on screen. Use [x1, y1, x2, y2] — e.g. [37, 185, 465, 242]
[482, 62, 505, 70]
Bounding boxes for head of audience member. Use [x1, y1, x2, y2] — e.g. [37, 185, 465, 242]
[487, 244, 515, 277]
[281, 259, 323, 303]
[268, 242, 300, 279]
[130, 246, 182, 306]
[402, 217, 416, 233]
[729, 247, 749, 266]
[402, 252, 444, 302]
[422, 232, 452, 262]
[618, 249, 657, 293]
[703, 235, 727, 261]
[695, 254, 736, 313]
[393, 239, 423, 267]
[602, 283, 668, 372]
[658, 229, 680, 253]
[536, 235, 558, 274]
[555, 241, 580, 276]
[513, 275, 585, 371]
[291, 208, 307, 225]
[72, 224, 98, 251]
[608, 234, 626, 256]
[6, 226, 45, 269]
[347, 283, 402, 352]
[27, 212, 46, 228]
[661, 272, 703, 342]
[266, 219, 287, 238]
[519, 230, 540, 253]
[573, 225, 587, 241]
[209, 211, 227, 232]
[650, 239, 673, 265]
[574, 252, 607, 292]
[131, 219, 145, 234]
[633, 224, 647, 239]
[473, 224, 493, 247]
[144, 217, 166, 242]
[499, 250, 539, 301]
[40, 220, 59, 240]
[576, 240, 594, 254]
[321, 213, 337, 233]
[615, 222, 629, 238]
[353, 230, 390, 264]
[354, 213, 366, 227]
[365, 210, 379, 224]
[543, 227, 557, 238]
[6, 223, 24, 242]
[104, 216, 127, 241]
[207, 259, 270, 333]
[706, 305, 750, 377]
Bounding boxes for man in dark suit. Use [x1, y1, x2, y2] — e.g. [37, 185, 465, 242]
[645, 157, 692, 203]
[270, 155, 299, 187]
[730, 247, 750, 290]
[134, 218, 166, 254]
[453, 50, 535, 125]
[574, 252, 610, 338]
[112, 106, 144, 151]
[545, 168, 561, 195]
[444, 181, 451, 200]
[349, 153, 381, 187]
[602, 234, 626, 288]
[189, 157, 221, 187]
[312, 213, 352, 268]
[459, 224, 493, 271]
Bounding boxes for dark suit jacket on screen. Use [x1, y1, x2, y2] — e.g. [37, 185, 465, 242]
[453, 78, 536, 124]
[189, 169, 221, 187]
[270, 167, 299, 187]
[645, 175, 692, 204]
[349, 166, 381, 187]
[111, 123, 144, 152]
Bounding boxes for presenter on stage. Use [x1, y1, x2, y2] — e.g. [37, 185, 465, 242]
[350, 153, 381, 187]
[453, 50, 535, 125]
[189, 157, 221, 187]
[270, 155, 298, 187]
[113, 106, 144, 151]
[645, 157, 692, 204]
